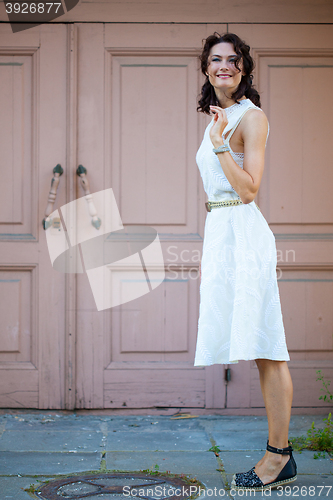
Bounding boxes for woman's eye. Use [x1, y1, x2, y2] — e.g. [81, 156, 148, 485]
[211, 58, 237, 63]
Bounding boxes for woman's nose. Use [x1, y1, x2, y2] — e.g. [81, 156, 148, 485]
[219, 60, 229, 70]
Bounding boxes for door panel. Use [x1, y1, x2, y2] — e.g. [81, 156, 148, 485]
[0, 24, 67, 408]
[75, 23, 226, 409]
[260, 56, 333, 226]
[112, 54, 195, 226]
[0, 53, 33, 233]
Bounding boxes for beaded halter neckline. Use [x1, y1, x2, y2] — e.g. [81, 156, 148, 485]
[223, 99, 249, 116]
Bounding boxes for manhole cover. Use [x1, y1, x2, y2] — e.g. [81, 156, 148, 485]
[36, 472, 201, 499]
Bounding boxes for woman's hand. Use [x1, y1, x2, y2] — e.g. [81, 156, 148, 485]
[209, 105, 228, 148]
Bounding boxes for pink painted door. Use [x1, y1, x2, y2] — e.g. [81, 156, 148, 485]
[0, 24, 68, 408]
[74, 23, 224, 408]
[1, 21, 332, 411]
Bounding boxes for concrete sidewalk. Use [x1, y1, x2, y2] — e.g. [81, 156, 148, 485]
[0, 411, 332, 499]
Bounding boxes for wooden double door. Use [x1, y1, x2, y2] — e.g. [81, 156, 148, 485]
[0, 22, 332, 411]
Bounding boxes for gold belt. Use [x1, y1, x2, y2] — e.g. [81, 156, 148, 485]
[205, 199, 260, 212]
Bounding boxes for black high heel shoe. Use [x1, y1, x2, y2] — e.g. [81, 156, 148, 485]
[231, 440, 297, 491]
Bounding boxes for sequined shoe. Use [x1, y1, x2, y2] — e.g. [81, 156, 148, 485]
[231, 440, 297, 491]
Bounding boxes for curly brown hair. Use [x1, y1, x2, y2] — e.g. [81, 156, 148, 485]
[197, 32, 261, 114]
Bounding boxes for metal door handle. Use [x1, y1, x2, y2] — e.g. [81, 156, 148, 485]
[42, 164, 63, 230]
[76, 165, 101, 229]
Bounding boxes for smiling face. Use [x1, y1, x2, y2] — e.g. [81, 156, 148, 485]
[206, 42, 245, 99]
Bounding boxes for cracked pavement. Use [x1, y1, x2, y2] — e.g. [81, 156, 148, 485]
[0, 411, 332, 498]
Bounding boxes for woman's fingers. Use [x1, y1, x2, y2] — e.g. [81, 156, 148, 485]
[209, 106, 228, 141]
[210, 106, 227, 123]
[210, 108, 222, 119]
[209, 105, 226, 115]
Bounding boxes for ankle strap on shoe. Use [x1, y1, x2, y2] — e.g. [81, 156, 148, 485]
[266, 440, 293, 455]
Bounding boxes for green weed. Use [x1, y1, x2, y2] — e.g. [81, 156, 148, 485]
[208, 445, 221, 455]
[290, 370, 333, 458]
[25, 483, 37, 493]
[316, 370, 333, 403]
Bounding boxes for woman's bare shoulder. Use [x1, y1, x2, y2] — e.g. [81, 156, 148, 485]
[242, 107, 268, 135]
[245, 107, 267, 122]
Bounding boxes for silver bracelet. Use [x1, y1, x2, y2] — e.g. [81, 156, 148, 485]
[213, 143, 230, 154]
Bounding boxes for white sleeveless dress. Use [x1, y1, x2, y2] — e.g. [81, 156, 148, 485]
[194, 99, 290, 366]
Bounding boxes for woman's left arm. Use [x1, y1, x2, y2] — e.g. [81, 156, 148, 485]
[209, 106, 269, 204]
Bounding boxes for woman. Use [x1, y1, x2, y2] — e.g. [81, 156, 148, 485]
[194, 32, 297, 491]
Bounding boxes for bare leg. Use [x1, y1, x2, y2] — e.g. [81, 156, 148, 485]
[253, 359, 293, 485]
